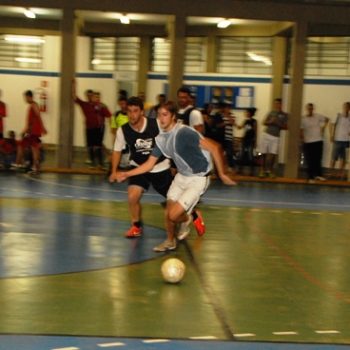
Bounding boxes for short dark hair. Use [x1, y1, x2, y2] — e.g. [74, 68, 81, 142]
[246, 107, 257, 116]
[177, 86, 192, 96]
[24, 90, 33, 97]
[127, 96, 144, 110]
[274, 98, 282, 103]
[86, 89, 94, 94]
[118, 97, 127, 103]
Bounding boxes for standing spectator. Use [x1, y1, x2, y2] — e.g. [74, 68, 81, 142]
[72, 81, 105, 168]
[14, 90, 47, 175]
[110, 97, 129, 168]
[94, 91, 111, 168]
[148, 94, 166, 119]
[0, 131, 17, 169]
[111, 97, 128, 138]
[237, 107, 258, 175]
[176, 87, 204, 134]
[202, 103, 225, 145]
[0, 89, 7, 139]
[329, 101, 350, 180]
[258, 98, 288, 178]
[300, 103, 329, 182]
[219, 102, 236, 171]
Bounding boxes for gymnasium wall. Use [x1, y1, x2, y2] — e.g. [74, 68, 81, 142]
[1, 35, 349, 167]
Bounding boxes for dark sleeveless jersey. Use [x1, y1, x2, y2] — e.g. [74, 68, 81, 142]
[176, 107, 195, 126]
[121, 118, 164, 166]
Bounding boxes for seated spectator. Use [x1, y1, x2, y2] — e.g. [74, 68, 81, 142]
[0, 130, 17, 169]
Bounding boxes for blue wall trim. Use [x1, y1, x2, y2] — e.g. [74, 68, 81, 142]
[0, 69, 59, 77]
[0, 69, 113, 79]
[1, 69, 349, 85]
[149, 73, 350, 86]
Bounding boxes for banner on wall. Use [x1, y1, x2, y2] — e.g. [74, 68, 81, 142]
[164, 84, 255, 109]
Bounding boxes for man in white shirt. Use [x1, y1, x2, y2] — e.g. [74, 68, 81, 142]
[329, 101, 350, 179]
[300, 103, 329, 182]
[176, 87, 204, 134]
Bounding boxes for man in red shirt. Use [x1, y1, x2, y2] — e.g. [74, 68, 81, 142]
[14, 90, 47, 174]
[72, 81, 110, 168]
[0, 89, 7, 139]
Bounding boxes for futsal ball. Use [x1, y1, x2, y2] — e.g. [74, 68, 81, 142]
[161, 258, 186, 284]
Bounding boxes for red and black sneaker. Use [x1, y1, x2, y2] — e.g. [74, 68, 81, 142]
[193, 210, 205, 236]
[124, 225, 142, 238]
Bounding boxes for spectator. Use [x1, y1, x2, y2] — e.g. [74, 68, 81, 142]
[0, 130, 17, 169]
[13, 90, 47, 175]
[329, 101, 350, 180]
[300, 103, 329, 182]
[0, 89, 7, 139]
[237, 107, 258, 175]
[176, 87, 204, 134]
[148, 94, 166, 119]
[258, 98, 288, 178]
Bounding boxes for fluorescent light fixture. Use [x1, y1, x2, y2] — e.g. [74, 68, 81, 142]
[217, 19, 231, 29]
[120, 14, 130, 24]
[4, 35, 45, 44]
[24, 8, 36, 19]
[15, 57, 41, 63]
[91, 58, 101, 65]
[247, 51, 272, 66]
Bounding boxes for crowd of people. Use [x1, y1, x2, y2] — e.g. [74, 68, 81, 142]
[0, 86, 349, 182]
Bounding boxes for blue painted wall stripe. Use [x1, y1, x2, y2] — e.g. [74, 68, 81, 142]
[0, 69, 349, 86]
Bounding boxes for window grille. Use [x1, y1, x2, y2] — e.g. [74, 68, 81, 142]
[217, 37, 272, 74]
[0, 34, 43, 69]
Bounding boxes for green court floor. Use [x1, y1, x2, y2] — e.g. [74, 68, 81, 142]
[1, 190, 350, 345]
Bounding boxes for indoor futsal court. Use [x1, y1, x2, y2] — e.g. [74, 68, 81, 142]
[0, 172, 350, 350]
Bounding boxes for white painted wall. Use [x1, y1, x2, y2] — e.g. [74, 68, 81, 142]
[1, 35, 349, 168]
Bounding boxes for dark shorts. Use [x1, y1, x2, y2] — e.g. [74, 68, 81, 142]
[21, 135, 41, 149]
[86, 127, 104, 147]
[128, 168, 173, 197]
[332, 141, 349, 161]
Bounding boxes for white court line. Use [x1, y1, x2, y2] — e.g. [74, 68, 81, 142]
[142, 339, 170, 344]
[273, 331, 298, 335]
[234, 333, 256, 338]
[315, 330, 340, 334]
[98, 342, 126, 347]
[51, 347, 79, 350]
[189, 336, 217, 340]
[290, 211, 303, 214]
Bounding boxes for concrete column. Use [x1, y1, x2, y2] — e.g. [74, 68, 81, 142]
[57, 7, 77, 168]
[284, 21, 307, 178]
[271, 36, 287, 105]
[206, 35, 217, 73]
[167, 15, 186, 101]
[138, 36, 151, 96]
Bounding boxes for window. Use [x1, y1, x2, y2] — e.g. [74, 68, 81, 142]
[0, 35, 43, 69]
[217, 37, 272, 75]
[91, 37, 140, 71]
[151, 37, 206, 73]
[305, 37, 350, 76]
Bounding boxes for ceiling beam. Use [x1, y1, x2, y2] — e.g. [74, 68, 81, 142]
[82, 23, 167, 37]
[1, 0, 350, 25]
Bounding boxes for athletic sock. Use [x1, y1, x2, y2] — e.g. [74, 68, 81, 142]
[133, 221, 142, 228]
[191, 211, 198, 222]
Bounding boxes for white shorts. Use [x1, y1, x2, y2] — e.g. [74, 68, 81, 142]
[167, 173, 210, 213]
[258, 132, 280, 155]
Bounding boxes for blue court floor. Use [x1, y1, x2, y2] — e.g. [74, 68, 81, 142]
[1, 172, 350, 350]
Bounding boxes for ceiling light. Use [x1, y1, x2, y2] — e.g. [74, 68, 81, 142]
[15, 57, 42, 63]
[120, 14, 130, 24]
[217, 19, 231, 29]
[4, 35, 45, 44]
[24, 8, 36, 19]
[247, 51, 272, 66]
[91, 58, 101, 65]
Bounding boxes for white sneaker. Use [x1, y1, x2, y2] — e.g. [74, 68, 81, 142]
[315, 176, 326, 181]
[177, 216, 192, 241]
[153, 239, 177, 252]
